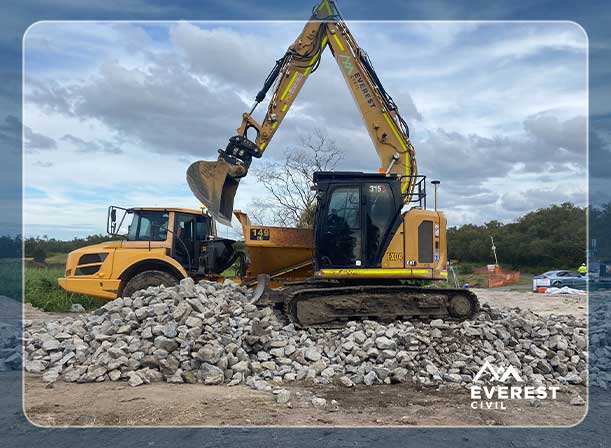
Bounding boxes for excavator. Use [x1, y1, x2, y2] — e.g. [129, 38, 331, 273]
[186, 0, 479, 327]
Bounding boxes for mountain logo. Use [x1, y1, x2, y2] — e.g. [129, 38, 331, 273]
[473, 360, 523, 383]
[338, 55, 354, 75]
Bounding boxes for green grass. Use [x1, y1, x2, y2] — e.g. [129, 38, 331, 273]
[45, 252, 68, 264]
[221, 263, 242, 278]
[25, 267, 106, 312]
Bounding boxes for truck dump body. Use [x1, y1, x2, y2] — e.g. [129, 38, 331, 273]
[234, 211, 313, 285]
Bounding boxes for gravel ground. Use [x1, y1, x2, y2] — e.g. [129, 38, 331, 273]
[20, 285, 592, 427]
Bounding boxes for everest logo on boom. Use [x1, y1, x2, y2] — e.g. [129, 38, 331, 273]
[470, 360, 559, 410]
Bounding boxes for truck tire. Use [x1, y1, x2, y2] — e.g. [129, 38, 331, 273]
[122, 270, 179, 297]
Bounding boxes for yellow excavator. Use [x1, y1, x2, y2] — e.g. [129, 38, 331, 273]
[186, 0, 479, 327]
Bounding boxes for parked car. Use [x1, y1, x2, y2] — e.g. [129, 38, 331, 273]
[536, 270, 587, 288]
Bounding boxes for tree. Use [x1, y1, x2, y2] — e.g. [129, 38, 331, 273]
[29, 246, 47, 263]
[447, 202, 587, 272]
[250, 130, 343, 228]
[0, 235, 21, 258]
[590, 203, 611, 261]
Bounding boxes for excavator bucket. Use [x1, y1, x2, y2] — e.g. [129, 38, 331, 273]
[186, 159, 240, 226]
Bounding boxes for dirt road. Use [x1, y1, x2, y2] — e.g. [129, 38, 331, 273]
[22, 289, 589, 427]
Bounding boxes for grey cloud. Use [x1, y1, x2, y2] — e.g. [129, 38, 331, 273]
[523, 114, 585, 154]
[590, 116, 611, 180]
[415, 112, 586, 189]
[32, 160, 53, 168]
[447, 190, 499, 207]
[169, 22, 276, 90]
[77, 60, 246, 157]
[25, 56, 248, 159]
[396, 91, 423, 122]
[24, 126, 57, 152]
[0, 73, 20, 104]
[25, 78, 74, 115]
[284, 54, 423, 135]
[60, 134, 123, 154]
[25, 24, 583, 178]
[22, 22, 588, 233]
[0, 115, 20, 151]
[500, 187, 585, 213]
[591, 177, 611, 208]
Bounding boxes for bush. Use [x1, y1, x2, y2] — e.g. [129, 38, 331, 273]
[29, 246, 47, 263]
[0, 259, 21, 299]
[448, 203, 586, 272]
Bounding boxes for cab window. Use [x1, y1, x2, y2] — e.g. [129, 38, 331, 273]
[126, 211, 169, 241]
[196, 217, 210, 240]
[327, 187, 360, 229]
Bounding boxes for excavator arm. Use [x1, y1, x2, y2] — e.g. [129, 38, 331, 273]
[187, 0, 417, 225]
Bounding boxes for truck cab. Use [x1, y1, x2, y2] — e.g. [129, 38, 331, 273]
[58, 206, 238, 300]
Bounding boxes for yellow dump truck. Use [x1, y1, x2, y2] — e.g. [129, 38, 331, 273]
[58, 206, 240, 299]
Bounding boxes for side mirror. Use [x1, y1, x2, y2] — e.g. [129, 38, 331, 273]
[111, 209, 117, 223]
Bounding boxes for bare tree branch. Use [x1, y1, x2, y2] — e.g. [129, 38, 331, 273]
[250, 129, 343, 228]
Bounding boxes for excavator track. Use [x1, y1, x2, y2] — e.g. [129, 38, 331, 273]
[282, 283, 480, 329]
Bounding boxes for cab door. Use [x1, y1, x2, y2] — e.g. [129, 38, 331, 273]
[316, 185, 362, 268]
[173, 213, 197, 269]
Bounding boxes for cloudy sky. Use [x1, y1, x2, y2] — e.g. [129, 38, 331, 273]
[22, 20, 587, 239]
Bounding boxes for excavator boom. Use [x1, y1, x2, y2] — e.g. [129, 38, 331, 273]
[187, 0, 417, 224]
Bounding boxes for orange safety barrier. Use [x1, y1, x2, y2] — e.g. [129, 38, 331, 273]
[474, 265, 521, 288]
[488, 271, 521, 288]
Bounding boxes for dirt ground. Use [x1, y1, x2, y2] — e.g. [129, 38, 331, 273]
[23, 374, 587, 427]
[22, 289, 589, 427]
[474, 288, 587, 317]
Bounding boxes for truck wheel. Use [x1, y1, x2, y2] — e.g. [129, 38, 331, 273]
[122, 270, 179, 297]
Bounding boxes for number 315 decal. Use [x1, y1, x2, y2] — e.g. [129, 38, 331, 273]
[369, 184, 386, 193]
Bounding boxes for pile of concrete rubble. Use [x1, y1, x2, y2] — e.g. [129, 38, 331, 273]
[0, 297, 22, 372]
[21, 278, 593, 393]
[589, 292, 611, 389]
[0, 322, 21, 371]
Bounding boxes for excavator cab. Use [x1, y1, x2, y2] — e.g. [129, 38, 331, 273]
[313, 172, 404, 270]
[310, 171, 447, 283]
